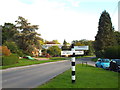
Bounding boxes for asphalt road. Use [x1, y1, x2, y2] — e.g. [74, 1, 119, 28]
[76, 57, 96, 66]
[2, 57, 96, 88]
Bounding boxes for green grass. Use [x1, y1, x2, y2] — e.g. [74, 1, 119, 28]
[36, 64, 119, 88]
[76, 55, 95, 59]
[2, 54, 19, 66]
[83, 55, 96, 57]
[35, 57, 49, 58]
[49, 57, 68, 60]
[76, 56, 83, 59]
[91, 58, 98, 62]
[1, 57, 67, 69]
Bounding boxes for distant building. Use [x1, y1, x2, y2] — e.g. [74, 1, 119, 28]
[32, 47, 39, 57]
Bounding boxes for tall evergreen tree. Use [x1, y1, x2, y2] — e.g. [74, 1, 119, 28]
[15, 16, 42, 55]
[2, 23, 19, 44]
[94, 10, 117, 57]
[63, 39, 67, 46]
[62, 39, 70, 50]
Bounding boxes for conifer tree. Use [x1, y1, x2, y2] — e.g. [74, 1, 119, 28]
[94, 10, 117, 57]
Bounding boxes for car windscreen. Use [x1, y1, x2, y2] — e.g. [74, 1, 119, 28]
[102, 59, 110, 62]
[113, 59, 120, 65]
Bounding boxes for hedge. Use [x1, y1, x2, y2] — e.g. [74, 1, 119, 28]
[2, 54, 19, 66]
[104, 46, 120, 59]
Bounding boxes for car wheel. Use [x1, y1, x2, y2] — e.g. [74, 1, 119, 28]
[101, 65, 103, 68]
[95, 64, 98, 67]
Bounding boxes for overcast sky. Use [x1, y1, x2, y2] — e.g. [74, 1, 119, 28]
[0, 0, 119, 43]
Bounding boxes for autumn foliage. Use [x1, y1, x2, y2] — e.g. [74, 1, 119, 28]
[1, 46, 11, 56]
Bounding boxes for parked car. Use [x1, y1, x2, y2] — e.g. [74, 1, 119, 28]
[95, 58, 110, 69]
[23, 56, 35, 60]
[109, 59, 120, 72]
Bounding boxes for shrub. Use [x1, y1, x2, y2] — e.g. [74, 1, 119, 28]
[2, 46, 11, 56]
[47, 46, 61, 57]
[3, 41, 18, 53]
[45, 53, 51, 58]
[23, 50, 33, 57]
[2, 54, 19, 66]
[3, 41, 24, 57]
[95, 50, 104, 58]
[104, 46, 120, 59]
[17, 49, 24, 57]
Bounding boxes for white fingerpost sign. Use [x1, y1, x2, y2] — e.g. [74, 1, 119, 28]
[61, 44, 89, 84]
[61, 51, 84, 56]
[74, 46, 89, 50]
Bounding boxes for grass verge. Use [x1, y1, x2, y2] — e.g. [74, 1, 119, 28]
[50, 57, 69, 60]
[36, 64, 119, 88]
[76, 55, 95, 59]
[1, 57, 68, 69]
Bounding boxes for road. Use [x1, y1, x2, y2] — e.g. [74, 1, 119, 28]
[2, 57, 95, 88]
[76, 57, 96, 66]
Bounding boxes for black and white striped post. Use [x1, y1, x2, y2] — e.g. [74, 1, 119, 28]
[71, 44, 75, 83]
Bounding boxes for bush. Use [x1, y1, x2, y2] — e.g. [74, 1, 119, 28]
[95, 50, 104, 58]
[3, 41, 18, 53]
[47, 46, 61, 57]
[3, 41, 24, 57]
[17, 49, 24, 57]
[23, 50, 33, 57]
[2, 46, 11, 56]
[2, 54, 19, 66]
[104, 46, 120, 59]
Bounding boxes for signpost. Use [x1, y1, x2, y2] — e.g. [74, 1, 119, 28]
[71, 51, 75, 83]
[74, 46, 89, 50]
[61, 46, 88, 56]
[61, 51, 84, 56]
[71, 44, 75, 83]
[61, 45, 89, 84]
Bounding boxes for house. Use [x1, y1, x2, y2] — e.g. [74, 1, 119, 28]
[32, 47, 42, 57]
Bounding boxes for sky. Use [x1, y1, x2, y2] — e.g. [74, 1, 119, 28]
[0, 0, 119, 44]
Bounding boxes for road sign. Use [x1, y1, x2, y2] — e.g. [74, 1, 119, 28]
[61, 51, 84, 56]
[74, 46, 89, 50]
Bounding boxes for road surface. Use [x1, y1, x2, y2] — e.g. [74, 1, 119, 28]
[76, 57, 96, 66]
[2, 57, 95, 88]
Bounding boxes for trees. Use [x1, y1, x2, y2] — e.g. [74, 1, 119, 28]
[45, 40, 60, 44]
[72, 39, 94, 55]
[2, 23, 19, 44]
[52, 40, 60, 44]
[72, 40, 85, 46]
[1, 22, 24, 56]
[15, 16, 42, 55]
[94, 10, 117, 57]
[104, 46, 120, 59]
[103, 31, 120, 59]
[62, 39, 70, 50]
[114, 31, 120, 45]
[63, 39, 67, 46]
[47, 46, 61, 56]
[3, 41, 24, 56]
